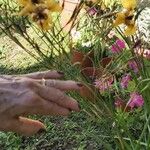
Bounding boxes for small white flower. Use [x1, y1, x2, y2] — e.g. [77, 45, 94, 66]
[82, 41, 92, 47]
[112, 122, 116, 128]
[71, 29, 81, 41]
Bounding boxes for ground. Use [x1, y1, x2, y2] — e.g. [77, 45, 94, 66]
[0, 35, 113, 150]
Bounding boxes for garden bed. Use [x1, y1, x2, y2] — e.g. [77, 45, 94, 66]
[1, 0, 150, 149]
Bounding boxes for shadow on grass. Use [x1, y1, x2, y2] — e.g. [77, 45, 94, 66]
[0, 62, 48, 75]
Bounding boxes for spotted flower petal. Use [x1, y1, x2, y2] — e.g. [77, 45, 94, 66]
[114, 12, 126, 27]
[124, 24, 136, 36]
[31, 6, 53, 30]
[37, 16, 52, 30]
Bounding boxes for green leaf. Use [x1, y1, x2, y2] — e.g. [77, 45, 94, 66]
[127, 81, 136, 92]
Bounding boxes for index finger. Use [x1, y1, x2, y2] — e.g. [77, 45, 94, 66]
[22, 70, 64, 79]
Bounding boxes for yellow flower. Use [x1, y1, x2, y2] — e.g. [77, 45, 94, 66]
[35, 15, 52, 31]
[18, 4, 36, 16]
[46, 0, 62, 12]
[124, 24, 136, 35]
[17, 0, 61, 15]
[17, 0, 44, 6]
[114, 12, 126, 26]
[17, 0, 62, 30]
[17, 0, 28, 6]
[121, 0, 137, 10]
[113, 0, 137, 36]
[97, 0, 118, 9]
[30, 5, 52, 30]
[17, 0, 46, 16]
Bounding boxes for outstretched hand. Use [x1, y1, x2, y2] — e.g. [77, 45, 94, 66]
[0, 70, 82, 136]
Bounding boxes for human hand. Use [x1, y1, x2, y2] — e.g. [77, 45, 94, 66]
[0, 70, 82, 136]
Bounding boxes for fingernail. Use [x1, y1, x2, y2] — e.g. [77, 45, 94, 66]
[37, 128, 47, 134]
[69, 108, 72, 112]
[77, 83, 83, 87]
[57, 71, 64, 75]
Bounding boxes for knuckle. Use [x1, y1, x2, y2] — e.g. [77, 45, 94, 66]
[36, 72, 43, 78]
[10, 81, 20, 89]
[22, 79, 36, 88]
[57, 92, 66, 101]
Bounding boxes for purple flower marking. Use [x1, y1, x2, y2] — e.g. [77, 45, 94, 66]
[111, 39, 125, 53]
[127, 92, 144, 109]
[121, 74, 131, 89]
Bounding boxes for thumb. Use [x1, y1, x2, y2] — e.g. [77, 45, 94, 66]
[6, 117, 46, 136]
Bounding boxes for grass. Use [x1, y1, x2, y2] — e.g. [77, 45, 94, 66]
[0, 35, 115, 150]
[1, 0, 150, 149]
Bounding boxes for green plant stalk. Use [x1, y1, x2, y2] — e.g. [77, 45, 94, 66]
[135, 113, 150, 150]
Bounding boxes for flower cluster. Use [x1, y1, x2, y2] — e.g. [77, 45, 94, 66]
[134, 47, 150, 60]
[93, 35, 144, 111]
[70, 0, 146, 116]
[94, 76, 113, 93]
[115, 92, 144, 111]
[17, 0, 61, 30]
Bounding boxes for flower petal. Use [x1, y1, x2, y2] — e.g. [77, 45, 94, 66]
[46, 0, 62, 12]
[127, 92, 144, 109]
[18, 4, 35, 16]
[113, 12, 126, 27]
[116, 39, 126, 49]
[124, 24, 136, 36]
[17, 0, 29, 6]
[121, 0, 137, 10]
[37, 14, 52, 30]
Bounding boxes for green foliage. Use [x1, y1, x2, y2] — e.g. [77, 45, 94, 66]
[1, 0, 150, 149]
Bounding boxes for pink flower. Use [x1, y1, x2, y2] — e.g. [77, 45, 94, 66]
[115, 97, 125, 109]
[114, 97, 130, 112]
[134, 48, 150, 59]
[108, 31, 115, 38]
[127, 92, 144, 109]
[121, 74, 131, 89]
[116, 39, 126, 49]
[111, 39, 125, 53]
[88, 7, 98, 16]
[94, 77, 113, 92]
[143, 49, 150, 59]
[128, 60, 139, 73]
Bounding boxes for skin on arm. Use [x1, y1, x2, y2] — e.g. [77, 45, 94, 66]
[0, 70, 82, 136]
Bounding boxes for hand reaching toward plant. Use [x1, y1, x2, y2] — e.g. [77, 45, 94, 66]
[0, 70, 81, 136]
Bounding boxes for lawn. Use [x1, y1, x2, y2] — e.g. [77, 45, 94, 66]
[1, 0, 150, 149]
